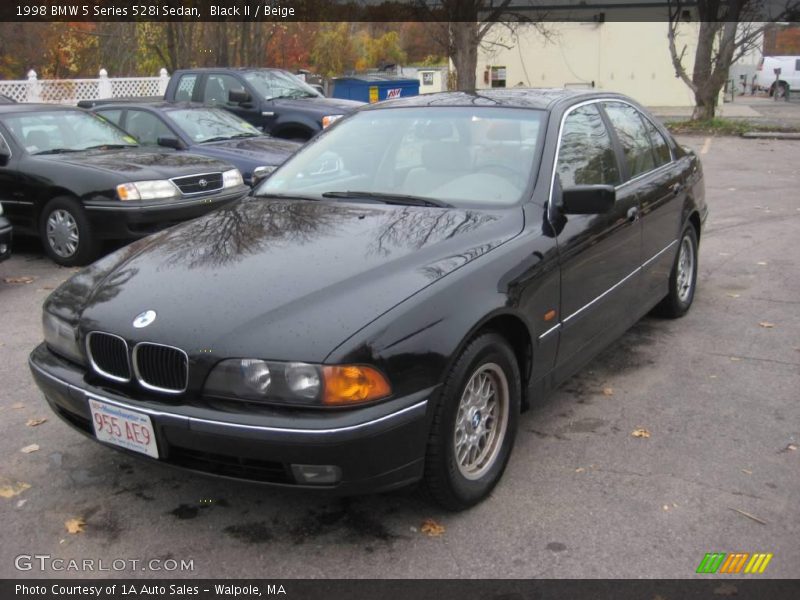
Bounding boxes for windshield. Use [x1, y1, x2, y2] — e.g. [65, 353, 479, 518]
[244, 70, 321, 101]
[254, 107, 546, 208]
[168, 108, 262, 143]
[1, 110, 138, 154]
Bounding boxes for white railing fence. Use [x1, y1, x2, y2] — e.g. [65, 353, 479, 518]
[0, 68, 170, 104]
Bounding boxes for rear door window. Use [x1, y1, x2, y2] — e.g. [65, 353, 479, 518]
[174, 74, 197, 102]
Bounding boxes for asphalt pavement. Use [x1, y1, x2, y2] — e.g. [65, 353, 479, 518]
[0, 135, 798, 579]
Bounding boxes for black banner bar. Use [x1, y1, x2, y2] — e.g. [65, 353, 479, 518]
[4, 579, 800, 600]
[1, 1, 799, 23]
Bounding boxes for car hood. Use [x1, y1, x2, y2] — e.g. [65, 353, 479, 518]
[272, 96, 363, 115]
[42, 148, 234, 179]
[56, 198, 522, 363]
[198, 136, 301, 166]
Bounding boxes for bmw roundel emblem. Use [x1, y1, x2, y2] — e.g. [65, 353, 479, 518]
[133, 310, 157, 328]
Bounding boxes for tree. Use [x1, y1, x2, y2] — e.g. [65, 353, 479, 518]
[418, 1, 549, 90]
[310, 23, 359, 78]
[667, 0, 800, 120]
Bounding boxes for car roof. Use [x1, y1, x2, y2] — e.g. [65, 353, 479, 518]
[363, 88, 625, 111]
[0, 103, 86, 115]
[93, 101, 209, 111]
[173, 67, 281, 74]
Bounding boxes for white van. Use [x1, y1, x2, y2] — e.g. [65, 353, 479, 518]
[755, 56, 800, 97]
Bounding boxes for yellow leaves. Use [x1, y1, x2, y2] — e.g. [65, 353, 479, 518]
[758, 321, 775, 329]
[631, 428, 651, 438]
[3, 276, 35, 284]
[602, 387, 614, 396]
[26, 418, 47, 427]
[20, 444, 40, 454]
[420, 518, 445, 537]
[65, 518, 86, 534]
[0, 477, 31, 499]
[726, 293, 740, 298]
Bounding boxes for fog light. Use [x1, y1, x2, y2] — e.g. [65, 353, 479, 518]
[0, 244, 7, 255]
[291, 464, 341, 485]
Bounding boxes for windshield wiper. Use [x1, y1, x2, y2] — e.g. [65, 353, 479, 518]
[201, 136, 235, 143]
[252, 192, 321, 202]
[321, 191, 452, 208]
[229, 132, 260, 139]
[81, 144, 137, 151]
[33, 148, 82, 155]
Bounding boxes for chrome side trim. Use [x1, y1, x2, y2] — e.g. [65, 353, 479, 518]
[642, 239, 678, 269]
[132, 342, 189, 395]
[30, 359, 427, 435]
[562, 266, 641, 325]
[538, 322, 561, 341]
[85, 331, 131, 383]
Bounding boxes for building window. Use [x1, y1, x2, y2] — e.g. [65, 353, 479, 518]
[421, 72, 434, 86]
[491, 66, 506, 88]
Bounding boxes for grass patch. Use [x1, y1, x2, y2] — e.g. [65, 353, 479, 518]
[666, 118, 800, 135]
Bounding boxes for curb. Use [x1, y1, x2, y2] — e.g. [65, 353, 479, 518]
[741, 131, 800, 140]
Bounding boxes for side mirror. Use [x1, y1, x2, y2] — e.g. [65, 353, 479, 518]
[157, 136, 184, 150]
[561, 185, 615, 215]
[0, 148, 10, 167]
[228, 89, 253, 105]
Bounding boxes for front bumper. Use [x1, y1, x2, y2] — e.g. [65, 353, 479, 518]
[83, 186, 248, 239]
[29, 344, 432, 494]
[0, 216, 11, 261]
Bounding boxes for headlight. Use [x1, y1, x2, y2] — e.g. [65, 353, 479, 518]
[203, 360, 391, 406]
[0, 202, 4, 215]
[42, 311, 84, 365]
[321, 115, 343, 128]
[222, 168, 244, 189]
[116, 180, 178, 201]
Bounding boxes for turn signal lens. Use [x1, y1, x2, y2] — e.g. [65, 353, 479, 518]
[322, 365, 391, 406]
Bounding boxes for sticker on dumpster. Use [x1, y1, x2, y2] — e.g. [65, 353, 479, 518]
[387, 88, 402, 99]
[369, 86, 379, 103]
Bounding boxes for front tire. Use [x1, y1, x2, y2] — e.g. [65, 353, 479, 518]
[39, 196, 99, 267]
[424, 333, 521, 510]
[654, 224, 698, 318]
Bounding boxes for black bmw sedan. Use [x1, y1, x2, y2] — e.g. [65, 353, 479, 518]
[86, 102, 301, 186]
[0, 104, 249, 266]
[29, 89, 707, 509]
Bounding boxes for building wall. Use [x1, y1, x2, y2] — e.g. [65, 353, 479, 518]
[476, 22, 701, 107]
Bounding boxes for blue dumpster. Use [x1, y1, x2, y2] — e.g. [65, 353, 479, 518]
[331, 75, 419, 103]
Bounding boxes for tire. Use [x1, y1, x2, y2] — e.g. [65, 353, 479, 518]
[654, 224, 698, 318]
[39, 196, 99, 267]
[424, 332, 521, 510]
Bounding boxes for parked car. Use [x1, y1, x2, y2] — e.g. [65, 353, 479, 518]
[163, 68, 363, 140]
[0, 104, 248, 266]
[29, 89, 706, 509]
[755, 55, 800, 97]
[86, 102, 301, 186]
[0, 202, 11, 262]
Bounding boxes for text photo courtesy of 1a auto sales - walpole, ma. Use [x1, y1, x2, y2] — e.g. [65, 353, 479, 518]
[1, 1, 799, 599]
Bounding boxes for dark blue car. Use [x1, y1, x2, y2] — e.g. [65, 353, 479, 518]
[89, 102, 301, 186]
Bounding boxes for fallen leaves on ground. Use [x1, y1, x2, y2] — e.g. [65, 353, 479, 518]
[726, 293, 740, 298]
[631, 428, 651, 438]
[785, 443, 797, 452]
[758, 321, 775, 328]
[420, 518, 445, 537]
[11, 403, 24, 410]
[741, 469, 752, 475]
[756, 261, 768, 266]
[730, 356, 742, 362]
[575, 467, 585, 473]
[0, 478, 31, 498]
[3, 276, 35, 284]
[20, 444, 40, 454]
[602, 387, 614, 396]
[26, 418, 47, 427]
[65, 518, 86, 534]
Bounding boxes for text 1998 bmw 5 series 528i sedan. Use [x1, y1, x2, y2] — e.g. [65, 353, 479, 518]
[29, 89, 706, 510]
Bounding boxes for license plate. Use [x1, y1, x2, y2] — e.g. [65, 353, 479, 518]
[88, 397, 159, 459]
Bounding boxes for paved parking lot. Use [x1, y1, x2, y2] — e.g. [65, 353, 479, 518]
[1, 136, 798, 579]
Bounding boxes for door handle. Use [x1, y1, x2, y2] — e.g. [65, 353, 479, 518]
[670, 182, 684, 196]
[627, 206, 639, 222]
